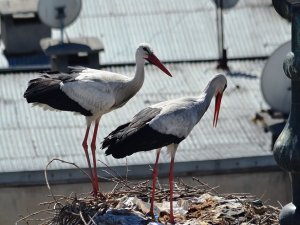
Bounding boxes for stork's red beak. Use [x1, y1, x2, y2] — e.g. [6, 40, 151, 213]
[213, 92, 223, 128]
[146, 53, 172, 77]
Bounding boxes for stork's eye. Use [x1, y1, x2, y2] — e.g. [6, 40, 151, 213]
[223, 84, 227, 91]
[143, 47, 150, 53]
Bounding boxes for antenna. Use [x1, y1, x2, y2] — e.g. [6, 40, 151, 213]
[37, 0, 82, 43]
[213, 0, 239, 9]
[261, 41, 291, 114]
[212, 0, 239, 70]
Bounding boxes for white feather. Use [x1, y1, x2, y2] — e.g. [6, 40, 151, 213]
[61, 80, 116, 115]
[31, 103, 82, 116]
[149, 97, 205, 138]
[32, 103, 57, 111]
[148, 74, 227, 138]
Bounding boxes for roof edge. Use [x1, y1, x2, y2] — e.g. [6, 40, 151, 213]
[0, 155, 280, 187]
[0, 56, 268, 74]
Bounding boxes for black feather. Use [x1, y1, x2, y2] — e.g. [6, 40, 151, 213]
[24, 73, 92, 116]
[102, 107, 184, 158]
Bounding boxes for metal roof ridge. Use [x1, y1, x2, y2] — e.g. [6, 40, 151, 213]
[0, 56, 268, 74]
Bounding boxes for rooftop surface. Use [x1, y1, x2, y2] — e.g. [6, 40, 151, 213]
[0, 0, 291, 66]
[0, 60, 273, 179]
[0, 0, 288, 185]
[62, 0, 289, 64]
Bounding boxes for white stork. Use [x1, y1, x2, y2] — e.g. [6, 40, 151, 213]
[23, 43, 172, 196]
[102, 74, 227, 223]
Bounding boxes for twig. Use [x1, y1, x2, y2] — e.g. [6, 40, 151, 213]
[98, 159, 134, 191]
[192, 177, 220, 195]
[125, 157, 129, 185]
[100, 162, 134, 191]
[98, 159, 124, 181]
[79, 211, 88, 225]
[88, 212, 98, 225]
[277, 201, 283, 208]
[110, 182, 120, 194]
[15, 209, 53, 225]
[44, 158, 92, 204]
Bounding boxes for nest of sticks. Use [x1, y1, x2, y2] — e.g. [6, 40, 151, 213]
[16, 159, 280, 225]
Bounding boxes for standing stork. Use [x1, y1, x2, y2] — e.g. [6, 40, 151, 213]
[23, 43, 172, 196]
[102, 74, 227, 223]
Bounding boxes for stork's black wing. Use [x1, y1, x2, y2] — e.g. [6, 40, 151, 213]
[102, 107, 184, 158]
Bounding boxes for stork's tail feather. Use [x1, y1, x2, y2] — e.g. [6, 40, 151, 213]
[102, 138, 130, 159]
[102, 123, 130, 147]
[102, 131, 140, 159]
[23, 75, 92, 116]
[102, 122, 131, 158]
[24, 77, 61, 103]
[24, 73, 77, 102]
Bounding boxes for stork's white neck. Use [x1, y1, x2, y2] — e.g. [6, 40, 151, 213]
[203, 84, 215, 102]
[114, 55, 146, 108]
[194, 80, 218, 118]
[202, 76, 222, 101]
[129, 55, 146, 92]
[193, 75, 226, 124]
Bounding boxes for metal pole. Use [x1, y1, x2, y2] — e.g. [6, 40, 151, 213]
[216, 0, 221, 59]
[273, 1, 300, 224]
[216, 0, 228, 70]
[55, 6, 66, 43]
[220, 0, 224, 59]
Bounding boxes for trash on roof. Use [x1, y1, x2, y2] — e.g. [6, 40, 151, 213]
[17, 172, 280, 225]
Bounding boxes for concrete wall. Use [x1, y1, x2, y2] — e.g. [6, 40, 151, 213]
[1, 170, 291, 225]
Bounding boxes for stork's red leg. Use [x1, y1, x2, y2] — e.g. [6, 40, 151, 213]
[149, 148, 161, 218]
[169, 155, 175, 224]
[82, 126, 96, 193]
[91, 119, 100, 194]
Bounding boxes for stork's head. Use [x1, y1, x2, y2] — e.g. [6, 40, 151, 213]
[136, 43, 172, 77]
[211, 74, 227, 128]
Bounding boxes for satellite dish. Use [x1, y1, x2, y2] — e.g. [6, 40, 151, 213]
[261, 41, 291, 114]
[213, 0, 239, 9]
[38, 0, 82, 42]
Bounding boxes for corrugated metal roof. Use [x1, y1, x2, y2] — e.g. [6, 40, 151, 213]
[0, 60, 272, 173]
[50, 0, 290, 64]
[0, 0, 290, 67]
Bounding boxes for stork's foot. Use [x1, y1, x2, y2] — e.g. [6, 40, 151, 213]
[96, 192, 106, 199]
[169, 219, 175, 224]
[89, 182, 102, 198]
[90, 189, 106, 199]
[168, 214, 175, 224]
[88, 180, 98, 197]
[90, 188, 97, 197]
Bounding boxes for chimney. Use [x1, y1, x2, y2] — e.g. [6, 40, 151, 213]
[0, 0, 51, 66]
[40, 37, 104, 72]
